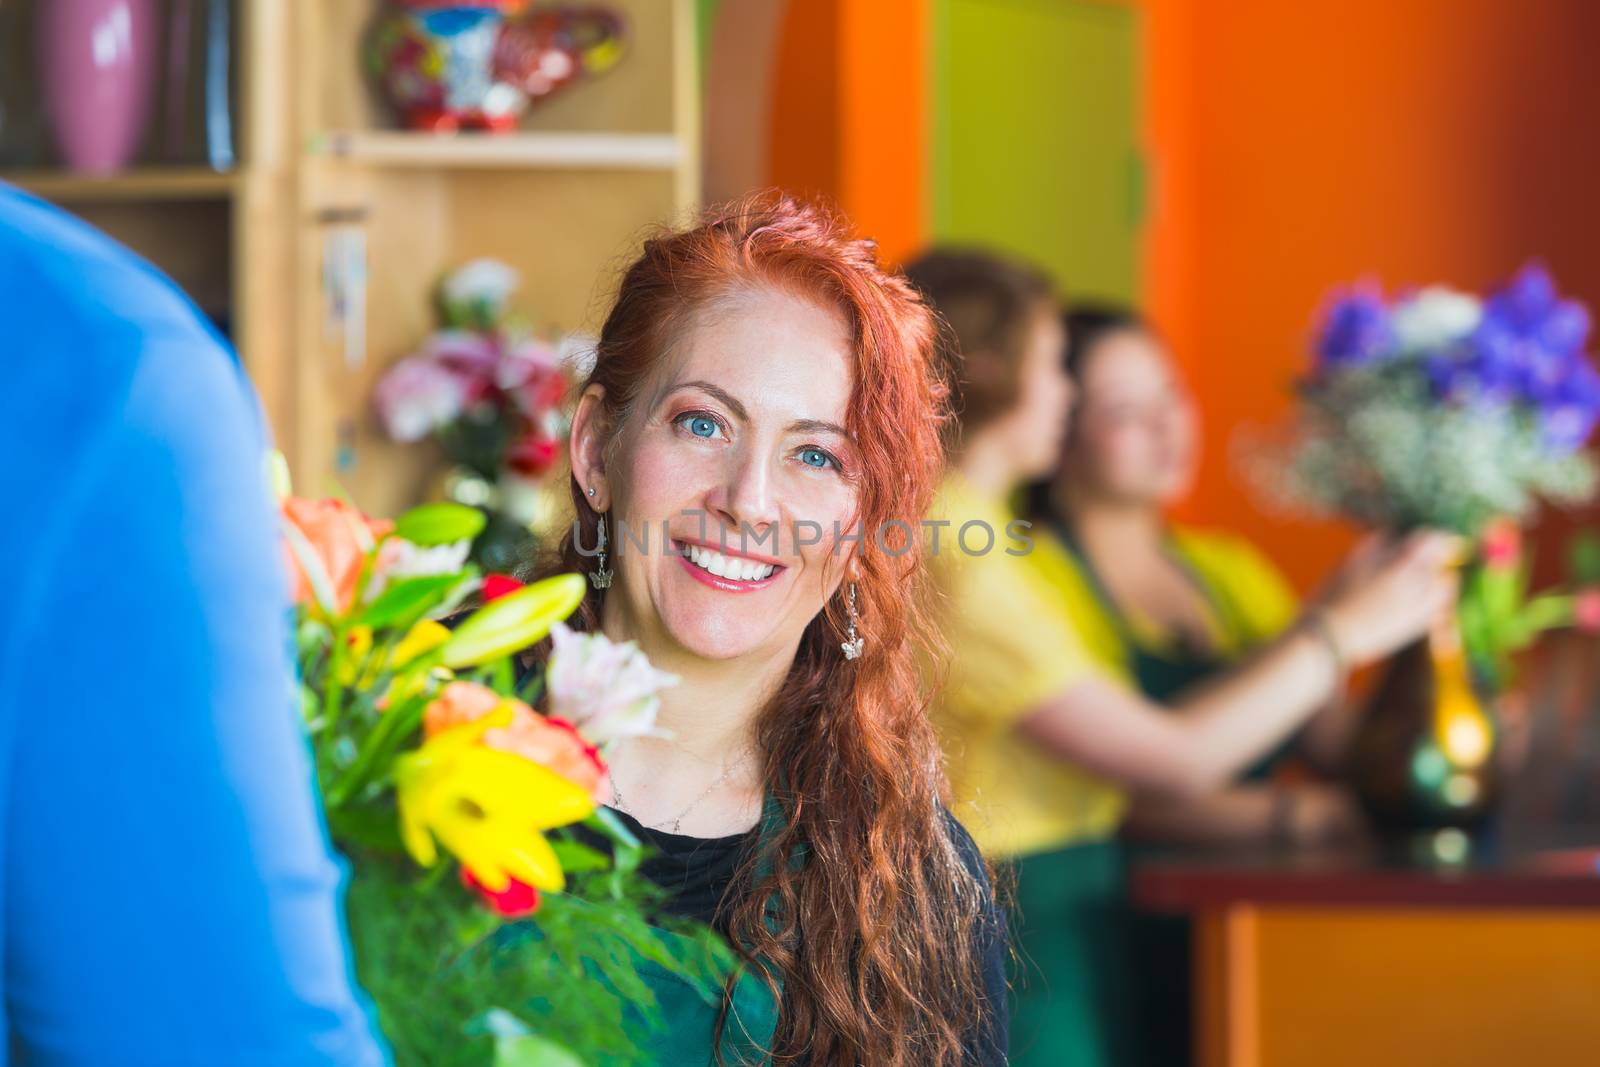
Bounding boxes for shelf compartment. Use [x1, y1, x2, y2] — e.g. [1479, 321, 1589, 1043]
[1, 168, 238, 202]
[313, 131, 684, 171]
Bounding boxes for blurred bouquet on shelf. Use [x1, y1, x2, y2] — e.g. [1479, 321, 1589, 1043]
[275, 463, 726, 1067]
[374, 258, 591, 572]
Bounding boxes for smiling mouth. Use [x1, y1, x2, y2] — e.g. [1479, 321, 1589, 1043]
[674, 540, 784, 586]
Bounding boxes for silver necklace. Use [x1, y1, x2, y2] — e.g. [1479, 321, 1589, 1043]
[609, 751, 754, 834]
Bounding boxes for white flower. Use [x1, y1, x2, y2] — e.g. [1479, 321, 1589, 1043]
[558, 332, 599, 379]
[383, 538, 473, 581]
[374, 355, 468, 442]
[546, 622, 678, 745]
[1390, 287, 1482, 353]
[441, 258, 520, 312]
[496, 337, 562, 391]
[364, 538, 474, 602]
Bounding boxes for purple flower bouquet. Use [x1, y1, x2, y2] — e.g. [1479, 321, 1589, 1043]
[1257, 263, 1600, 535]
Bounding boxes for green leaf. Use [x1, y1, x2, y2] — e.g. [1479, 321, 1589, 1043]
[358, 573, 471, 631]
[394, 502, 488, 547]
[549, 840, 610, 874]
[477, 1009, 588, 1067]
[440, 574, 586, 668]
[1520, 592, 1575, 634]
[327, 806, 406, 853]
[1569, 531, 1600, 584]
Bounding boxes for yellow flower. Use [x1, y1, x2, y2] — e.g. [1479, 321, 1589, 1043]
[336, 626, 374, 686]
[392, 619, 451, 668]
[439, 573, 586, 668]
[394, 705, 595, 893]
[377, 620, 455, 708]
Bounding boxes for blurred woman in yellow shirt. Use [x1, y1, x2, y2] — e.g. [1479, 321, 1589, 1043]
[905, 249, 1459, 1067]
[1030, 304, 1373, 1065]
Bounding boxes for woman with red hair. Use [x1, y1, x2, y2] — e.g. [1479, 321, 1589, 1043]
[521, 192, 1005, 1065]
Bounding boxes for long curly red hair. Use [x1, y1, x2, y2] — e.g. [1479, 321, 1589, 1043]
[534, 191, 987, 1065]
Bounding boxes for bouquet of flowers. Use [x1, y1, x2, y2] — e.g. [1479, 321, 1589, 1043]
[275, 459, 727, 1067]
[374, 259, 585, 572]
[1255, 262, 1600, 683]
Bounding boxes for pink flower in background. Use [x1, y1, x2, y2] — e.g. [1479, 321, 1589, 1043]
[424, 330, 501, 405]
[546, 622, 678, 746]
[506, 434, 560, 477]
[500, 339, 569, 419]
[1480, 519, 1523, 571]
[374, 355, 469, 442]
[1574, 588, 1600, 633]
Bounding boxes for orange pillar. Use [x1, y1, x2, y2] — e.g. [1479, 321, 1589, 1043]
[767, 0, 929, 265]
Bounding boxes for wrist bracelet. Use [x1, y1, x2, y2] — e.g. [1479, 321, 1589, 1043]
[1305, 608, 1348, 703]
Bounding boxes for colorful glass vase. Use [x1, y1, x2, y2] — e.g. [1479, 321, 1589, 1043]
[1349, 620, 1502, 837]
[366, 2, 626, 133]
[37, 0, 159, 174]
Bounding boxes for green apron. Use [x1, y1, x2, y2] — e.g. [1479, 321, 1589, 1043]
[1051, 520, 1279, 1067]
[1007, 839, 1141, 1067]
[601, 800, 787, 1066]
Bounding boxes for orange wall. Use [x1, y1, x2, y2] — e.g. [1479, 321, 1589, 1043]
[1142, 0, 1600, 590]
[766, 0, 926, 266]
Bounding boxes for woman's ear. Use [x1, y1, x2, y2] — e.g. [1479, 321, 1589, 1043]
[570, 383, 612, 510]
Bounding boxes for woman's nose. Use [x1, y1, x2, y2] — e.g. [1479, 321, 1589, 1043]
[708, 448, 781, 542]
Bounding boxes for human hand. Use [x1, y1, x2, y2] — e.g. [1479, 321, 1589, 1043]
[1320, 531, 1460, 667]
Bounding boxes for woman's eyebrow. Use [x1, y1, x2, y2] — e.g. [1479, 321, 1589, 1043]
[662, 382, 848, 438]
[662, 380, 749, 420]
[787, 417, 850, 438]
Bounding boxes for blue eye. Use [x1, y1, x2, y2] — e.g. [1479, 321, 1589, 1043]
[799, 447, 836, 470]
[676, 413, 722, 439]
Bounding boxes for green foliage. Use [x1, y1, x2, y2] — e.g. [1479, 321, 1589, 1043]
[1457, 536, 1575, 692]
[342, 838, 735, 1067]
[286, 513, 736, 1066]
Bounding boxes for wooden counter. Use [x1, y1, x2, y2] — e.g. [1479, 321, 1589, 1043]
[1131, 830, 1600, 1067]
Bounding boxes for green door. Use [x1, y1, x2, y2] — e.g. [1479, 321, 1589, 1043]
[932, 0, 1143, 303]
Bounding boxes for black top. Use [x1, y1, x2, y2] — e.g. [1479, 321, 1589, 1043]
[606, 805, 1010, 1066]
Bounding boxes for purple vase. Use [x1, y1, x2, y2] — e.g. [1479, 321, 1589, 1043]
[38, 0, 158, 175]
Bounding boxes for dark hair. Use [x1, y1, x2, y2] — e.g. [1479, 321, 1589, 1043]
[533, 192, 988, 1067]
[1025, 302, 1148, 520]
[901, 247, 1056, 452]
[1062, 302, 1145, 381]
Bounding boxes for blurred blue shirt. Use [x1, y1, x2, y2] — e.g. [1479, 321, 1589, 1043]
[0, 186, 387, 1066]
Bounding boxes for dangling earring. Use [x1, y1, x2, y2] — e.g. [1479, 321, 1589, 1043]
[840, 582, 864, 660]
[590, 514, 613, 590]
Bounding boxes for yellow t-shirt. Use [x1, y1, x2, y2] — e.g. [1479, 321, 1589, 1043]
[1048, 523, 1300, 685]
[929, 474, 1127, 860]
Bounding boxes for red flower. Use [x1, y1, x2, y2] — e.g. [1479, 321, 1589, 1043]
[482, 573, 525, 602]
[461, 867, 540, 917]
[1575, 588, 1600, 633]
[1480, 519, 1522, 571]
[507, 434, 560, 477]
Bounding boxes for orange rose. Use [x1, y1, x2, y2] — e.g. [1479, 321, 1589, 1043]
[423, 681, 608, 802]
[281, 497, 394, 615]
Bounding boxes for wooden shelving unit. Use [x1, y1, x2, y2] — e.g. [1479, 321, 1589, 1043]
[314, 130, 686, 171]
[2, 168, 239, 201]
[15, 0, 701, 519]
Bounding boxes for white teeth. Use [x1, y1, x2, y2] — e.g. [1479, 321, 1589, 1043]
[681, 543, 775, 582]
